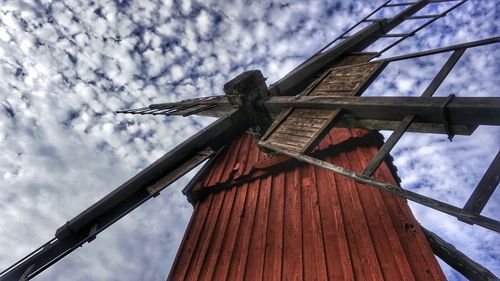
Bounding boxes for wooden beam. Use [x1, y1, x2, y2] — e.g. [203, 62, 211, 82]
[259, 141, 500, 233]
[421, 226, 499, 281]
[223, 70, 272, 137]
[263, 96, 500, 127]
[462, 151, 500, 215]
[362, 115, 415, 176]
[421, 49, 465, 97]
[363, 48, 465, 175]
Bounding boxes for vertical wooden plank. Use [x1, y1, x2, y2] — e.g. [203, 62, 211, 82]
[220, 135, 245, 181]
[210, 183, 249, 281]
[350, 142, 416, 281]
[336, 150, 385, 280]
[263, 173, 285, 281]
[245, 176, 272, 280]
[301, 165, 329, 281]
[318, 132, 355, 280]
[364, 134, 446, 281]
[282, 168, 304, 281]
[184, 192, 226, 280]
[167, 197, 212, 281]
[197, 187, 237, 280]
[226, 179, 261, 280]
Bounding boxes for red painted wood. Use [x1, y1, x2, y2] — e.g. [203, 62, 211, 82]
[211, 183, 249, 281]
[167, 130, 446, 281]
[282, 168, 303, 281]
[262, 173, 285, 280]
[225, 179, 260, 280]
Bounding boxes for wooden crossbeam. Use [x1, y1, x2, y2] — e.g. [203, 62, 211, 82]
[259, 141, 500, 233]
[263, 96, 500, 127]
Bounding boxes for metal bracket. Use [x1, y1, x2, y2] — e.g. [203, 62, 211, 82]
[441, 94, 456, 141]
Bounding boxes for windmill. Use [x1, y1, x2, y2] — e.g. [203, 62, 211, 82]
[1, 0, 499, 280]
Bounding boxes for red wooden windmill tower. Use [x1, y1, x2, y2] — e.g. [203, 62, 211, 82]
[2, 0, 499, 280]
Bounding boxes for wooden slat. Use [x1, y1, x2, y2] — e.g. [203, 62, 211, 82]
[211, 183, 249, 281]
[167, 196, 213, 280]
[282, 169, 303, 281]
[262, 173, 285, 280]
[314, 162, 354, 280]
[184, 191, 226, 280]
[244, 176, 272, 280]
[301, 165, 329, 280]
[262, 60, 386, 154]
[197, 187, 237, 280]
[225, 179, 260, 280]
[336, 151, 385, 280]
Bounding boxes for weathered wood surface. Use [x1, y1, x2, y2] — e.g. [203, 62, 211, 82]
[223, 70, 272, 136]
[170, 130, 446, 281]
[263, 96, 500, 126]
[262, 56, 386, 154]
[422, 226, 499, 281]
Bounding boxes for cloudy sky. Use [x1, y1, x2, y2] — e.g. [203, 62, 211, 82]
[0, 0, 498, 280]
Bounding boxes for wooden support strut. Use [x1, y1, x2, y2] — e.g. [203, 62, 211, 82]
[462, 151, 500, 216]
[422, 226, 499, 281]
[259, 141, 500, 233]
[362, 48, 466, 176]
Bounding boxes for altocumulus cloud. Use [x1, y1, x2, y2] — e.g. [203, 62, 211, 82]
[0, 0, 498, 280]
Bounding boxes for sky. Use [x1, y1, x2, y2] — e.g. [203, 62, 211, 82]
[0, 0, 498, 280]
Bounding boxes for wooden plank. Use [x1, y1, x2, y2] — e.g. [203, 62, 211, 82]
[263, 173, 285, 281]
[259, 141, 500, 233]
[263, 96, 500, 127]
[184, 191, 226, 280]
[167, 196, 213, 281]
[314, 161, 354, 280]
[300, 61, 387, 153]
[352, 139, 418, 281]
[262, 60, 387, 154]
[225, 179, 260, 280]
[364, 136, 446, 281]
[335, 118, 475, 135]
[282, 169, 303, 281]
[301, 165, 329, 280]
[211, 183, 249, 281]
[336, 151, 385, 280]
[197, 188, 237, 280]
[462, 151, 500, 215]
[244, 176, 272, 280]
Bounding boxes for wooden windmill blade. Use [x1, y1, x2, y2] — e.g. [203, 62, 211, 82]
[117, 95, 236, 118]
[260, 60, 388, 154]
[3, 0, 499, 280]
[0, 112, 251, 281]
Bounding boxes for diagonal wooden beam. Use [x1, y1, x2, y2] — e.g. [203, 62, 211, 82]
[259, 141, 500, 233]
[462, 151, 500, 215]
[421, 226, 499, 281]
[362, 115, 415, 176]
